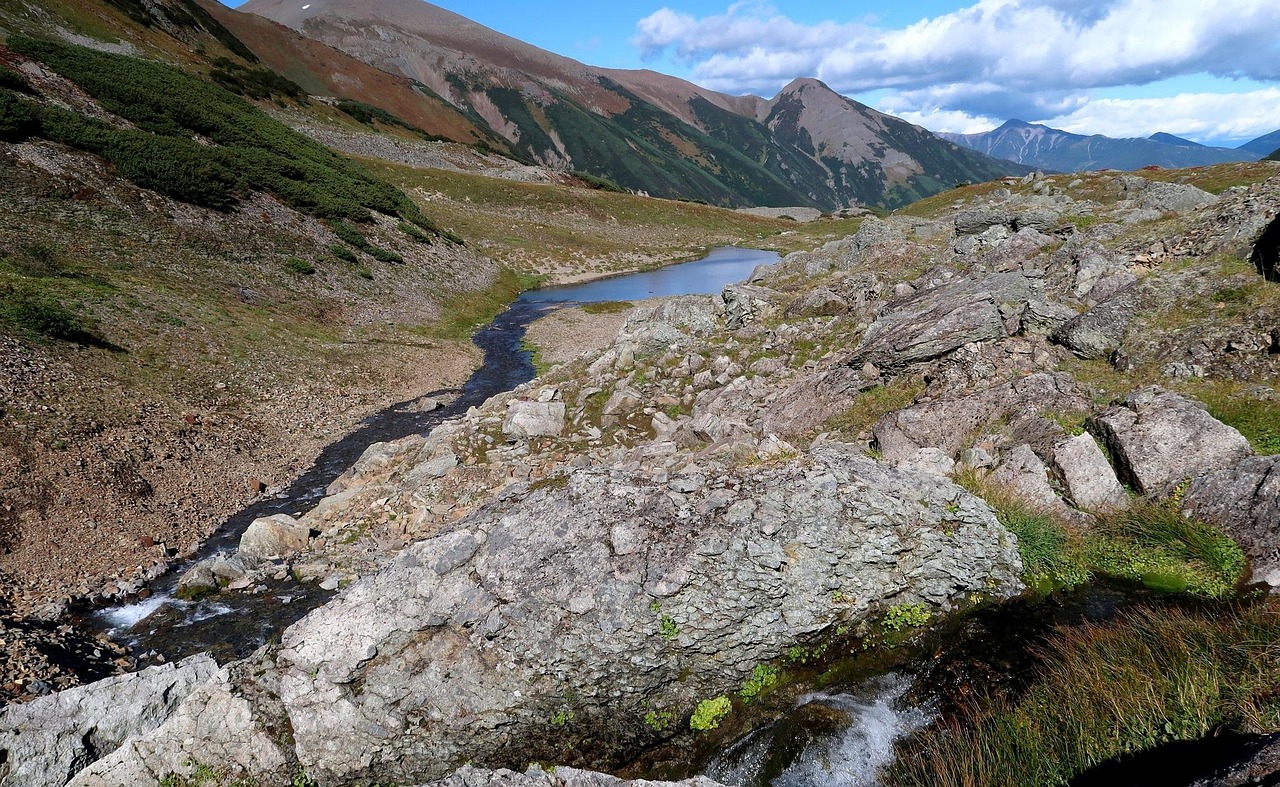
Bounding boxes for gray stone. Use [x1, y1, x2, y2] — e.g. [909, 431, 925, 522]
[988, 444, 1075, 519]
[955, 206, 1012, 235]
[784, 288, 849, 318]
[1051, 433, 1128, 512]
[852, 273, 1037, 370]
[503, 401, 566, 439]
[722, 284, 783, 329]
[1183, 455, 1280, 588]
[239, 514, 311, 561]
[428, 765, 732, 787]
[67, 663, 293, 787]
[0, 655, 217, 787]
[1050, 282, 1142, 359]
[1090, 388, 1254, 495]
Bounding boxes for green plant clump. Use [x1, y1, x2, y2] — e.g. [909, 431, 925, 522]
[690, 696, 732, 731]
[881, 603, 931, 632]
[659, 615, 679, 640]
[330, 244, 358, 263]
[284, 257, 315, 275]
[644, 709, 675, 731]
[739, 663, 780, 702]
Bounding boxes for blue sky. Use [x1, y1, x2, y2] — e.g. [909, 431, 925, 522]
[221, 0, 1280, 146]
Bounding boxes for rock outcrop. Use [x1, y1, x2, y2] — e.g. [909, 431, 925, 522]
[1183, 455, 1280, 587]
[0, 655, 216, 787]
[1089, 388, 1255, 495]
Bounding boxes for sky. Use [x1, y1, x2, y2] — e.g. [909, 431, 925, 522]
[221, 0, 1280, 147]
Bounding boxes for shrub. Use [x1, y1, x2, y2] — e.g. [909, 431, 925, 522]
[330, 244, 357, 263]
[331, 221, 372, 251]
[208, 58, 304, 101]
[354, 266, 373, 280]
[368, 246, 404, 264]
[0, 89, 40, 141]
[284, 257, 315, 275]
[0, 66, 33, 94]
[7, 36, 451, 235]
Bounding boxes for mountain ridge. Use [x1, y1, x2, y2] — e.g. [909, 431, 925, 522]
[238, 0, 1028, 209]
[941, 119, 1259, 172]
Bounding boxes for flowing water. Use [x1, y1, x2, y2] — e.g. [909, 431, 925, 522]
[87, 247, 780, 660]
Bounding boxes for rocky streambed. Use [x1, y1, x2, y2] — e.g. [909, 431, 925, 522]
[5, 168, 1280, 786]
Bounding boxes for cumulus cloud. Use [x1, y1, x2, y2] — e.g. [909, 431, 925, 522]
[634, 0, 1280, 138]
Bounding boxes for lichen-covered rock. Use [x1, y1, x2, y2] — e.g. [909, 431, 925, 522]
[502, 401, 566, 439]
[1051, 433, 1128, 513]
[0, 654, 216, 787]
[67, 659, 294, 787]
[1182, 455, 1280, 587]
[1050, 283, 1142, 359]
[257, 444, 1021, 784]
[1090, 388, 1254, 495]
[852, 273, 1038, 370]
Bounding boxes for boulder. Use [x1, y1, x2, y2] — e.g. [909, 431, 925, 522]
[988, 444, 1077, 520]
[238, 514, 311, 561]
[1182, 455, 1280, 587]
[955, 206, 1011, 236]
[0, 654, 217, 787]
[872, 373, 1092, 464]
[852, 273, 1038, 370]
[503, 401, 566, 439]
[1138, 181, 1217, 213]
[1089, 388, 1254, 495]
[67, 661, 293, 787]
[1050, 433, 1128, 512]
[721, 285, 783, 329]
[212, 445, 1018, 785]
[1050, 282, 1142, 359]
[784, 287, 849, 318]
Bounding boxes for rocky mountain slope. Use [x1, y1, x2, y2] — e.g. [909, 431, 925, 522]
[8, 159, 1279, 786]
[237, 0, 1026, 210]
[941, 119, 1259, 172]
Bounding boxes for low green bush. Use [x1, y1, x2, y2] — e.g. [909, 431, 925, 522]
[330, 244, 357, 263]
[284, 257, 315, 275]
[369, 246, 404, 264]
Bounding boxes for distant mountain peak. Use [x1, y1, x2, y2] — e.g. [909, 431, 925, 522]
[1149, 132, 1203, 147]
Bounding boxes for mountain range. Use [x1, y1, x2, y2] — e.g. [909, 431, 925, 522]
[941, 119, 1270, 172]
[229, 0, 1029, 210]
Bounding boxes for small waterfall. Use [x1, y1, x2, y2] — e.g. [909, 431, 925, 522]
[706, 674, 933, 787]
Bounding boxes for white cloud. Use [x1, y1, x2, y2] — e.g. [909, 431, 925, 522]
[634, 0, 1280, 133]
[1041, 89, 1280, 142]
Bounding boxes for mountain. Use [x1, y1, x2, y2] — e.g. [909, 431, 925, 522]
[941, 119, 1259, 172]
[1240, 129, 1280, 156]
[1149, 132, 1202, 147]
[237, 0, 1026, 209]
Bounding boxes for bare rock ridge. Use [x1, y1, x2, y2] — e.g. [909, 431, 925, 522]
[236, 0, 1026, 210]
[7, 163, 1280, 786]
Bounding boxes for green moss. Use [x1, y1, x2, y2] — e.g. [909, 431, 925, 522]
[644, 709, 675, 731]
[690, 696, 732, 731]
[580, 300, 634, 315]
[659, 615, 679, 640]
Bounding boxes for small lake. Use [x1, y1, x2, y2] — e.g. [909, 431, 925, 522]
[520, 247, 779, 303]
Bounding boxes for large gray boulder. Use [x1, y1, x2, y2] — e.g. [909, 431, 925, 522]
[239, 514, 311, 562]
[1089, 388, 1254, 495]
[1051, 433, 1128, 513]
[67, 659, 294, 787]
[245, 445, 1021, 784]
[872, 373, 1092, 464]
[502, 401, 566, 439]
[1050, 282, 1142, 359]
[0, 654, 216, 787]
[1182, 455, 1280, 588]
[852, 273, 1038, 370]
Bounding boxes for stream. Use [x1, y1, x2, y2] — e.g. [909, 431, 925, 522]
[82, 245, 1268, 786]
[87, 246, 780, 660]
